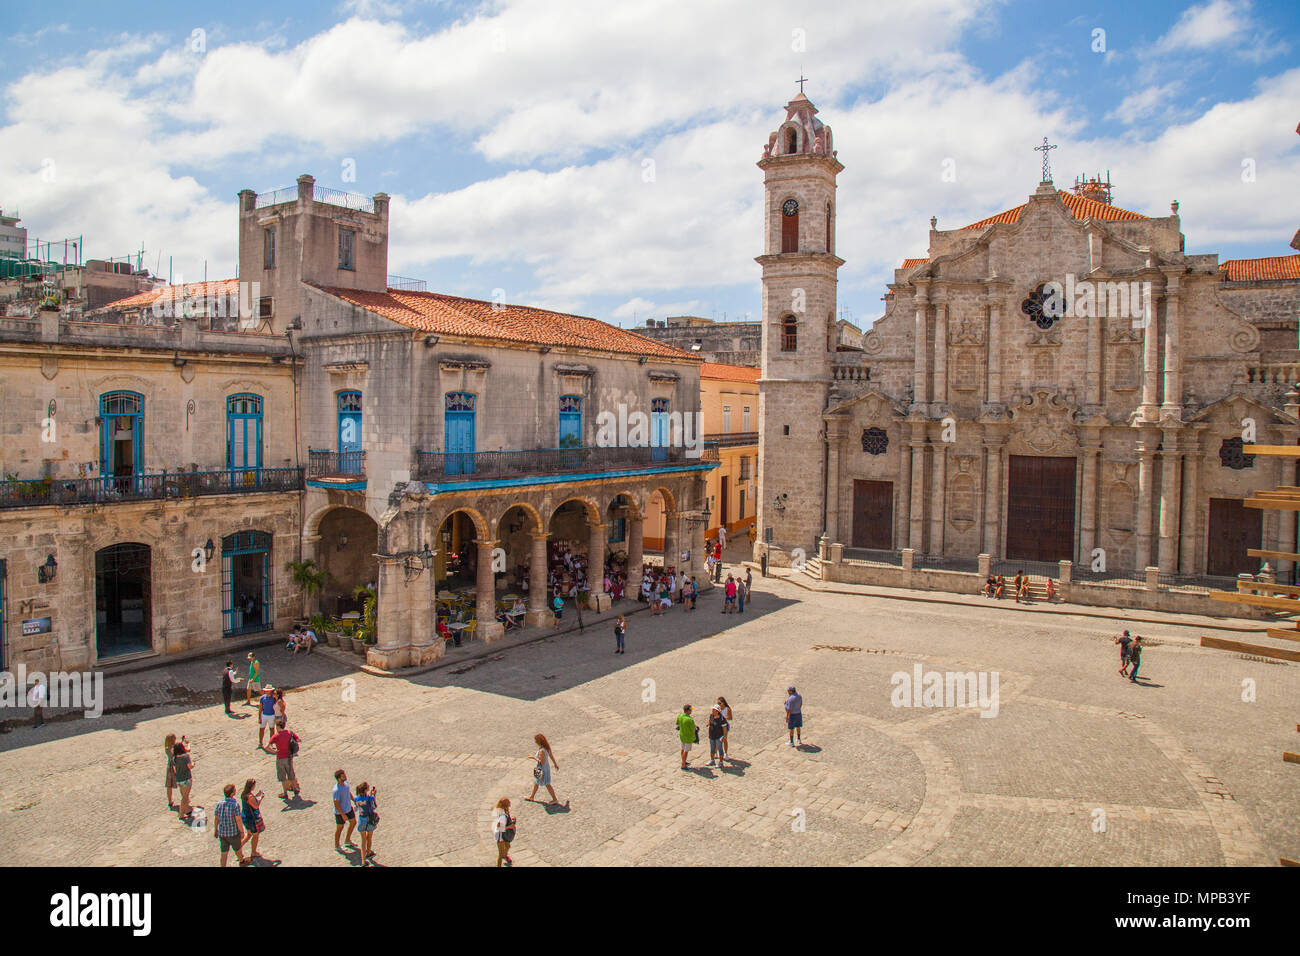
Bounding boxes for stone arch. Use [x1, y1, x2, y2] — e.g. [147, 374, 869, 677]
[314, 506, 380, 616]
[431, 504, 490, 542]
[780, 123, 801, 154]
[548, 495, 601, 526]
[493, 501, 545, 536]
[606, 488, 645, 518]
[649, 485, 677, 514]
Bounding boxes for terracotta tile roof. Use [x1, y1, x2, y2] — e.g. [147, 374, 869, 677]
[961, 191, 1146, 231]
[700, 361, 760, 383]
[90, 278, 239, 313]
[900, 257, 929, 269]
[318, 286, 697, 361]
[1218, 254, 1300, 282]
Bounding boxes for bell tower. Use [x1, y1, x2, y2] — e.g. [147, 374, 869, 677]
[755, 91, 844, 563]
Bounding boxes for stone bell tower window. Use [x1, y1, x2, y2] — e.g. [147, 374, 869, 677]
[781, 316, 798, 352]
[785, 128, 798, 154]
[781, 199, 799, 253]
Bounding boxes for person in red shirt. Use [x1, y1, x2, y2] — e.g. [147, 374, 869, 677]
[268, 719, 301, 800]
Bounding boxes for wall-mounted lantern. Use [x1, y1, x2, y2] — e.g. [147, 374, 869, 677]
[37, 554, 57, 584]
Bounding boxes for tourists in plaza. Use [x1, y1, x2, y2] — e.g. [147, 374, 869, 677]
[784, 686, 803, 747]
[214, 783, 249, 867]
[713, 540, 724, 582]
[334, 769, 358, 851]
[245, 652, 261, 706]
[737, 575, 746, 613]
[354, 782, 378, 864]
[983, 575, 997, 598]
[240, 779, 265, 860]
[1128, 635, 1144, 683]
[301, 621, 318, 653]
[1018, 576, 1031, 602]
[1115, 630, 1134, 676]
[164, 733, 178, 809]
[706, 549, 716, 581]
[528, 733, 562, 805]
[994, 575, 1006, 599]
[718, 525, 727, 549]
[172, 736, 194, 819]
[1045, 578, 1056, 601]
[221, 660, 239, 715]
[257, 686, 277, 750]
[614, 615, 626, 654]
[28, 676, 46, 728]
[717, 696, 733, 758]
[273, 687, 288, 727]
[268, 718, 301, 800]
[677, 704, 698, 770]
[723, 574, 737, 613]
[552, 589, 565, 626]
[708, 704, 727, 768]
[745, 567, 753, 598]
[1013, 571, 1025, 603]
[493, 797, 515, 867]
[685, 576, 698, 610]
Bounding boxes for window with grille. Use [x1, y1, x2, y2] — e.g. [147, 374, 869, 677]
[338, 228, 355, 270]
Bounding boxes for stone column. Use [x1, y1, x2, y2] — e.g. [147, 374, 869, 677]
[526, 532, 552, 628]
[909, 438, 926, 551]
[982, 440, 1004, 558]
[825, 419, 845, 542]
[588, 521, 611, 611]
[475, 538, 505, 643]
[408, 553, 443, 667]
[1278, 452, 1295, 582]
[929, 441, 947, 556]
[1139, 287, 1161, 421]
[932, 299, 948, 414]
[1157, 435, 1182, 573]
[626, 517, 645, 594]
[690, 513, 708, 586]
[1179, 436, 1200, 575]
[897, 436, 912, 550]
[56, 526, 92, 670]
[1079, 443, 1100, 565]
[1086, 304, 1102, 409]
[1160, 275, 1182, 417]
[1135, 437, 1156, 571]
[913, 286, 929, 410]
[370, 554, 410, 670]
[985, 296, 1002, 408]
[663, 511, 680, 569]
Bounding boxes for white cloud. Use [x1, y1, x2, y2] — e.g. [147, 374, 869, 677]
[1151, 0, 1288, 63]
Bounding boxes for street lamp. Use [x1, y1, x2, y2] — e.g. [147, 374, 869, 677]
[204, 538, 215, 563]
[37, 553, 57, 584]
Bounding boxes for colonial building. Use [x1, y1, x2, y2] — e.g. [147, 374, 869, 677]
[756, 93, 1300, 589]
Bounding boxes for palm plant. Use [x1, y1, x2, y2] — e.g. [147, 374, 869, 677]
[285, 559, 328, 616]
[354, 584, 378, 644]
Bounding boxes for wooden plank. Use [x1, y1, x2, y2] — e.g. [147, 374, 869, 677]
[1237, 581, 1300, 596]
[1210, 591, 1300, 610]
[1242, 445, 1300, 456]
[1248, 548, 1300, 561]
[1202, 636, 1300, 662]
[1245, 498, 1300, 512]
[1266, 628, 1300, 642]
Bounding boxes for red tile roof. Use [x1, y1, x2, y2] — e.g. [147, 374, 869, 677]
[318, 286, 697, 361]
[1218, 254, 1300, 282]
[700, 362, 760, 383]
[90, 278, 238, 313]
[961, 191, 1146, 231]
[900, 257, 929, 269]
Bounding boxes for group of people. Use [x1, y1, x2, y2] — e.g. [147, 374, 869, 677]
[982, 570, 1056, 603]
[286, 624, 318, 655]
[1114, 629, 1146, 683]
[675, 696, 735, 770]
[492, 732, 566, 867]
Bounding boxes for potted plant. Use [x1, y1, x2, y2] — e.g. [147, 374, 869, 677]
[353, 585, 377, 654]
[285, 559, 329, 618]
[323, 616, 343, 647]
[309, 613, 332, 646]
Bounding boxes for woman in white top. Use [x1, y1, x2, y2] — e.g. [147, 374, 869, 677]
[493, 797, 515, 867]
[716, 696, 733, 758]
[527, 733, 561, 805]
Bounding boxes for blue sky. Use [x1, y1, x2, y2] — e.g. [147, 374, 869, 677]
[2, 0, 1297, 330]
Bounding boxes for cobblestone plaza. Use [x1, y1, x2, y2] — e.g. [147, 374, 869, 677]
[0, 572, 1295, 867]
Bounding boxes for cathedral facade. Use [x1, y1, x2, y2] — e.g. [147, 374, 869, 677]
[756, 94, 1300, 584]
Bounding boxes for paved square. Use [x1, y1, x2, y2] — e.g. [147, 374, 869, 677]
[1, 574, 1296, 867]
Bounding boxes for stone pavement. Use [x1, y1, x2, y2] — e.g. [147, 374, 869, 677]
[0, 572, 1296, 867]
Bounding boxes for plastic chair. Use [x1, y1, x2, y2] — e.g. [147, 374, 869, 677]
[463, 620, 478, 640]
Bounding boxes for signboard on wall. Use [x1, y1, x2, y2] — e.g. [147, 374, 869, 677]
[22, 617, 52, 636]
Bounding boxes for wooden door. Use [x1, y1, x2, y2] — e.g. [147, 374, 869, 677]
[1206, 498, 1262, 577]
[1005, 455, 1077, 562]
[852, 480, 894, 549]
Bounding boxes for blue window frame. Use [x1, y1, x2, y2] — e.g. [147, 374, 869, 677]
[226, 393, 263, 471]
[559, 394, 582, 447]
[445, 392, 477, 476]
[222, 530, 272, 637]
[338, 391, 362, 451]
[100, 391, 144, 489]
[650, 397, 669, 462]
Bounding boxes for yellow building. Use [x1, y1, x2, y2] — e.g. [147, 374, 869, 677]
[644, 362, 758, 550]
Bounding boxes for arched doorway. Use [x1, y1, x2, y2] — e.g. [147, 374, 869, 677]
[317, 507, 379, 617]
[547, 498, 596, 604]
[434, 510, 483, 590]
[222, 530, 272, 636]
[95, 543, 152, 658]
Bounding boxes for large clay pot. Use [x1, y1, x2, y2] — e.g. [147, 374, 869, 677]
[325, 630, 342, 648]
[350, 636, 366, 655]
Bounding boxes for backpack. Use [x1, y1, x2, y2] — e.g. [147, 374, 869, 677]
[288, 732, 300, 757]
[500, 813, 516, 843]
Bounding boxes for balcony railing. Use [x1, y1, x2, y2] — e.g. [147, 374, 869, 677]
[0, 467, 303, 510]
[704, 431, 758, 448]
[416, 443, 719, 481]
[308, 450, 366, 479]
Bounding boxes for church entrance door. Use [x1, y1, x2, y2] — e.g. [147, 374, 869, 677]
[1005, 455, 1076, 562]
[851, 480, 894, 549]
[1206, 498, 1261, 577]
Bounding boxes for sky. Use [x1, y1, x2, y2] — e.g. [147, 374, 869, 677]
[1, 0, 1297, 330]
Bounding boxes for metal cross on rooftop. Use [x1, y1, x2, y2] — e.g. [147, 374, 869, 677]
[1034, 137, 1058, 183]
[797, 74, 809, 94]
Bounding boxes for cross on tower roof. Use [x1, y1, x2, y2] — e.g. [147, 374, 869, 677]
[1034, 137, 1058, 183]
[797, 74, 808, 94]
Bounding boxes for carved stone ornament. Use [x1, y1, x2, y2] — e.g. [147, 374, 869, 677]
[861, 427, 888, 455]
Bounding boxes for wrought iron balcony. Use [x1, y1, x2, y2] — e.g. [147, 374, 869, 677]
[0, 467, 303, 510]
[704, 431, 758, 448]
[308, 449, 366, 479]
[416, 443, 719, 482]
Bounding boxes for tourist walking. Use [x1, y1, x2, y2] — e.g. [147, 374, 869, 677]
[354, 782, 378, 865]
[494, 797, 516, 867]
[737, 575, 746, 613]
[552, 590, 564, 627]
[333, 769, 357, 851]
[718, 525, 727, 549]
[713, 540, 723, 582]
[240, 779, 265, 860]
[677, 704, 698, 770]
[708, 704, 727, 768]
[173, 736, 194, 819]
[214, 783, 248, 867]
[1129, 636, 1144, 683]
[614, 615, 626, 654]
[528, 733, 562, 805]
[245, 652, 261, 706]
[221, 660, 239, 715]
[164, 733, 178, 810]
[784, 685, 803, 747]
[28, 676, 46, 728]
[257, 686, 277, 750]
[1115, 630, 1133, 676]
[268, 719, 301, 800]
[273, 688, 288, 727]
[717, 696, 732, 758]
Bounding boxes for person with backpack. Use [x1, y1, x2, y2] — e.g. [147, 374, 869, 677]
[707, 704, 727, 768]
[268, 719, 301, 800]
[527, 733, 562, 805]
[677, 704, 698, 770]
[240, 779, 265, 860]
[614, 615, 626, 655]
[1114, 630, 1133, 677]
[354, 782, 378, 865]
[494, 797, 516, 867]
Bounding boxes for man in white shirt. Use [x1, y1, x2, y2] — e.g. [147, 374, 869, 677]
[718, 525, 727, 549]
[28, 677, 47, 729]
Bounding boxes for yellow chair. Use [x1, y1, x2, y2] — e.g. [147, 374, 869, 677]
[463, 620, 478, 641]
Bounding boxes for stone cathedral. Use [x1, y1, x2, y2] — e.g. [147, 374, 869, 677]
[755, 93, 1300, 582]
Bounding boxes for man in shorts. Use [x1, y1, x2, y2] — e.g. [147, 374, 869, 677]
[333, 768, 357, 850]
[245, 652, 261, 706]
[268, 718, 301, 800]
[676, 704, 697, 770]
[1115, 630, 1133, 677]
[214, 783, 249, 867]
[257, 686, 277, 750]
[784, 685, 803, 747]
